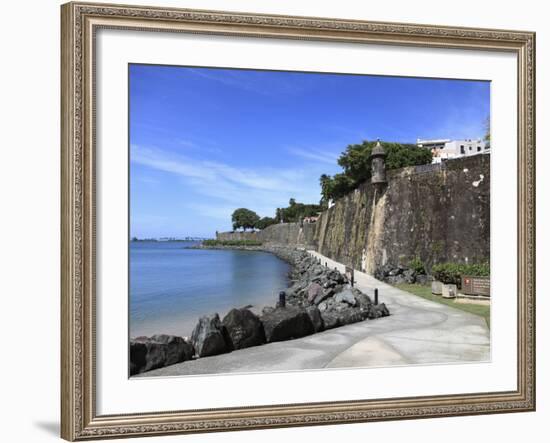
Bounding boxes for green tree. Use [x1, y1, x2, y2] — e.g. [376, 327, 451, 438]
[276, 199, 324, 223]
[320, 140, 432, 201]
[330, 173, 356, 200]
[319, 174, 334, 205]
[231, 208, 260, 231]
[255, 216, 278, 230]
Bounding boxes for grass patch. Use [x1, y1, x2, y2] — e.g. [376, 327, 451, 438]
[394, 283, 490, 328]
[202, 239, 263, 247]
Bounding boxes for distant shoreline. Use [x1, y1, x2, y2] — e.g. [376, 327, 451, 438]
[186, 244, 265, 252]
[131, 238, 211, 243]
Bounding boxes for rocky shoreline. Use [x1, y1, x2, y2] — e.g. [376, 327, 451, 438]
[130, 246, 390, 376]
[374, 263, 430, 285]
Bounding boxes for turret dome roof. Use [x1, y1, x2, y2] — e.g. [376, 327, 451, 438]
[371, 140, 386, 157]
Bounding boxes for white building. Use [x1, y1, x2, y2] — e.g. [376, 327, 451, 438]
[417, 138, 490, 164]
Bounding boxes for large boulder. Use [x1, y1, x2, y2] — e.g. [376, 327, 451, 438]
[191, 313, 230, 357]
[367, 303, 391, 319]
[313, 288, 334, 306]
[388, 267, 402, 277]
[222, 308, 265, 350]
[377, 303, 390, 317]
[403, 269, 416, 284]
[262, 306, 275, 315]
[321, 306, 366, 330]
[311, 265, 325, 276]
[260, 306, 314, 343]
[332, 301, 351, 313]
[327, 269, 345, 284]
[130, 338, 161, 375]
[355, 292, 372, 309]
[334, 289, 357, 306]
[320, 311, 341, 330]
[130, 334, 194, 375]
[387, 274, 407, 285]
[323, 279, 337, 289]
[337, 308, 364, 326]
[379, 265, 392, 275]
[305, 306, 324, 333]
[150, 334, 194, 366]
[288, 280, 307, 297]
[374, 269, 384, 281]
[310, 274, 327, 285]
[306, 282, 323, 303]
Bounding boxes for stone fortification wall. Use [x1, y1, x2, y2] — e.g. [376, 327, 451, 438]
[314, 154, 490, 273]
[217, 155, 490, 274]
[216, 222, 316, 248]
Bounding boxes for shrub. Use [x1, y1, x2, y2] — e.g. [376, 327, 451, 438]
[432, 263, 463, 286]
[466, 262, 490, 277]
[432, 262, 490, 288]
[408, 257, 426, 274]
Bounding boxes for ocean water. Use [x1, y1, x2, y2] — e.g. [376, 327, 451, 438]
[129, 241, 291, 338]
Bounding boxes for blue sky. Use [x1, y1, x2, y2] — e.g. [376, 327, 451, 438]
[130, 64, 490, 238]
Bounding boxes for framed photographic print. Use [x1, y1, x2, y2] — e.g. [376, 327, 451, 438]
[61, 1, 536, 440]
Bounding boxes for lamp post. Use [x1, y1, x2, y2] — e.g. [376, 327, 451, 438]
[278, 291, 286, 308]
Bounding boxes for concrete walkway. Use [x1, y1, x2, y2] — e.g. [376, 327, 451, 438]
[138, 251, 490, 377]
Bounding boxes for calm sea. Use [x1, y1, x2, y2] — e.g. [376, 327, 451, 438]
[129, 241, 291, 338]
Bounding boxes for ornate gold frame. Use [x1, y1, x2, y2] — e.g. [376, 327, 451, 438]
[61, 2, 536, 440]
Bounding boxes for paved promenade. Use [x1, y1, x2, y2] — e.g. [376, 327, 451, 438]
[139, 251, 490, 377]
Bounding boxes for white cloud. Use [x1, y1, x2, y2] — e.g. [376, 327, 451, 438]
[131, 144, 325, 219]
[287, 147, 339, 165]
[186, 68, 304, 97]
[131, 145, 217, 181]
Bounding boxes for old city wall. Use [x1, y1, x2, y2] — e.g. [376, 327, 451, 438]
[217, 222, 316, 248]
[218, 155, 490, 274]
